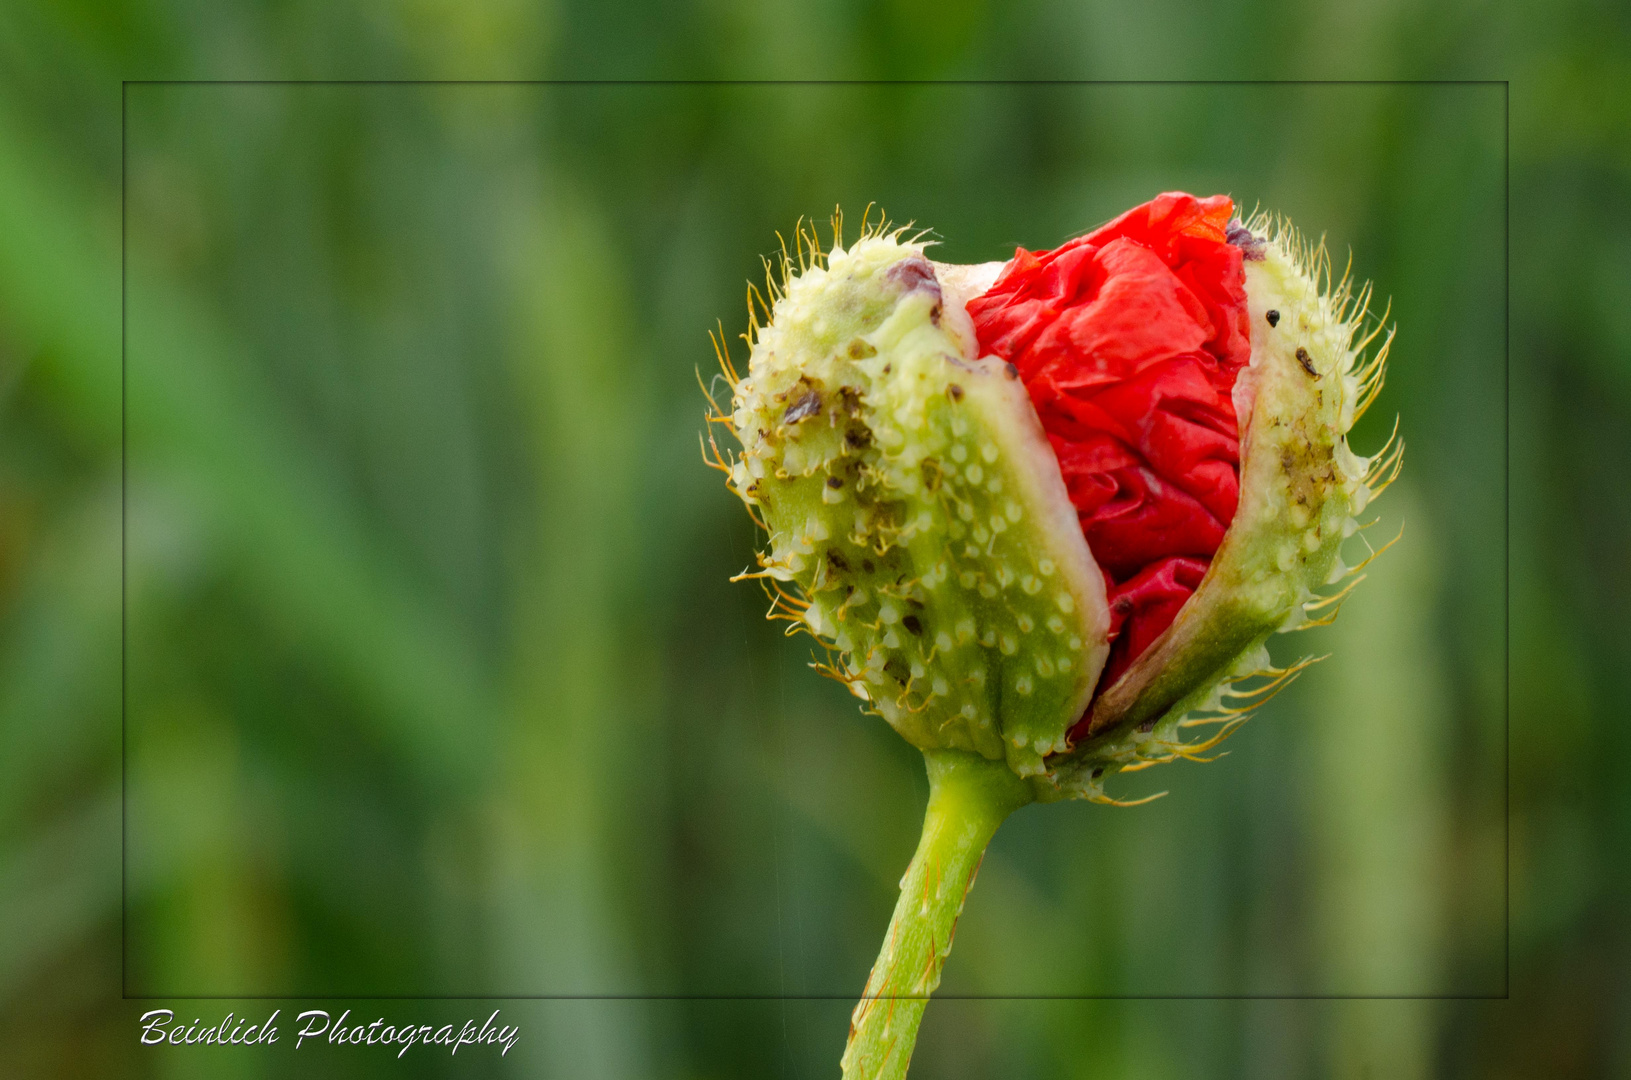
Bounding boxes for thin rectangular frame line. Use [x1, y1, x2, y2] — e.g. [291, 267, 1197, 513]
[119, 992, 1512, 1002]
[1502, 77, 1513, 1002]
[119, 78, 1509, 87]
[120, 76, 130, 1001]
[120, 77, 1511, 1003]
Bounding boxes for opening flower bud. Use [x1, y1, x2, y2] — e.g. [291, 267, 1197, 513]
[709, 194, 1397, 799]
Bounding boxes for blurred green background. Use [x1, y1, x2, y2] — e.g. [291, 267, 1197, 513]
[0, 3, 1624, 1079]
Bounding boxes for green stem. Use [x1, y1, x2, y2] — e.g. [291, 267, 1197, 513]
[840, 749, 1033, 1080]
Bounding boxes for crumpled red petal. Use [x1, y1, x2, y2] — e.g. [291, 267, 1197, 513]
[966, 192, 1252, 720]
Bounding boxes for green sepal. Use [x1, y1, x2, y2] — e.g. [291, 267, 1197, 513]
[724, 228, 1110, 778]
[1045, 217, 1398, 800]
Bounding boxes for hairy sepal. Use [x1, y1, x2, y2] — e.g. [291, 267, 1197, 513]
[723, 228, 1110, 780]
[1045, 216, 1398, 802]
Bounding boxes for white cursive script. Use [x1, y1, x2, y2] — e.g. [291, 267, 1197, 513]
[138, 1007, 520, 1058]
[294, 1008, 519, 1058]
[139, 1009, 280, 1046]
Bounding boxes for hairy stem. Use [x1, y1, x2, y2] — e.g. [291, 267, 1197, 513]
[840, 750, 1033, 1080]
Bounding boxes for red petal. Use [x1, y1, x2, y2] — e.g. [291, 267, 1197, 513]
[1095, 556, 1212, 693]
[968, 193, 1253, 718]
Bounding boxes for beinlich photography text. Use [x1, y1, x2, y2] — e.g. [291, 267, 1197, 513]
[138, 1007, 521, 1058]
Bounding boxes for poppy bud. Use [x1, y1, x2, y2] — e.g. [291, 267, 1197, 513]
[709, 196, 1396, 798]
[705, 195, 1397, 1079]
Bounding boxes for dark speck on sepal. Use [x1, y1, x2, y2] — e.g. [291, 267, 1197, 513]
[783, 391, 822, 424]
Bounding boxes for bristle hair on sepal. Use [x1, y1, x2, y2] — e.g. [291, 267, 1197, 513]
[1054, 642, 1323, 804]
